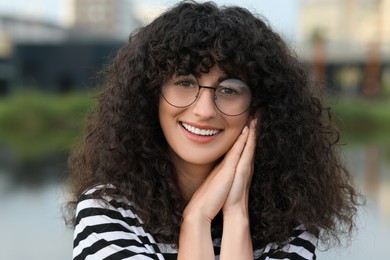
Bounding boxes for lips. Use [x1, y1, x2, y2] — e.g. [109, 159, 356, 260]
[180, 122, 221, 136]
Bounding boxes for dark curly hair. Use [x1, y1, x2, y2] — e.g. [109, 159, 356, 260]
[66, 0, 362, 249]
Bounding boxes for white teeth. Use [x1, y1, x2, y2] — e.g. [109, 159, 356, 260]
[181, 122, 220, 136]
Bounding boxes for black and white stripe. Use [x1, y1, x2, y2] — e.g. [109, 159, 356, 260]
[73, 187, 317, 259]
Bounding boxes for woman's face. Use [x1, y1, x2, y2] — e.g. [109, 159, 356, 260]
[159, 65, 251, 167]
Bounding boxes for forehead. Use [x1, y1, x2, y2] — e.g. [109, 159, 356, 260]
[167, 70, 249, 91]
[196, 65, 227, 82]
[166, 49, 250, 82]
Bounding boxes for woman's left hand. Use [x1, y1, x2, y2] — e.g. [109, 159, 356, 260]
[219, 119, 256, 260]
[222, 119, 256, 217]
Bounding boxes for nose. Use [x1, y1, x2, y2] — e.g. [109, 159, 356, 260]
[191, 88, 218, 119]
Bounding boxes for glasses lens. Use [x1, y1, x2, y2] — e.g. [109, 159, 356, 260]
[162, 75, 199, 107]
[162, 75, 252, 116]
[215, 79, 251, 116]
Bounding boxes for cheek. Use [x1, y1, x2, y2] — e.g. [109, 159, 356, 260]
[227, 113, 250, 132]
[220, 113, 251, 148]
[158, 100, 171, 134]
[158, 97, 182, 142]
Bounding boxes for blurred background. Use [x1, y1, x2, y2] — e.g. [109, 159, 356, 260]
[0, 0, 389, 259]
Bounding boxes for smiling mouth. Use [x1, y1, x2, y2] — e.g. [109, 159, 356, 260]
[180, 122, 221, 136]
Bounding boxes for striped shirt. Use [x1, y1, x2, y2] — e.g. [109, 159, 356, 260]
[73, 187, 317, 259]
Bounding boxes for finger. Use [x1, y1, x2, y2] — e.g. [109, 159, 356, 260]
[221, 125, 250, 168]
[240, 119, 256, 157]
[245, 119, 257, 155]
[202, 125, 250, 195]
[200, 124, 251, 194]
[205, 126, 250, 187]
[236, 120, 256, 172]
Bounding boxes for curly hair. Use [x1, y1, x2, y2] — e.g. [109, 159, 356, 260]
[66, 0, 361, 249]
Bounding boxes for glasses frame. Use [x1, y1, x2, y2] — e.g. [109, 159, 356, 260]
[162, 83, 252, 116]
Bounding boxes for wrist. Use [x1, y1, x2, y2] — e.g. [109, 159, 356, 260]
[220, 210, 253, 260]
[223, 206, 249, 220]
[223, 212, 250, 226]
[181, 211, 212, 229]
[179, 212, 214, 260]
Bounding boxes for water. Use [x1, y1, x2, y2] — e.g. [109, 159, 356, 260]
[318, 145, 390, 259]
[0, 145, 389, 259]
[0, 181, 73, 260]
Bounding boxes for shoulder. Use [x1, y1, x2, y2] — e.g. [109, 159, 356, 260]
[73, 185, 177, 260]
[254, 226, 318, 260]
[74, 185, 142, 225]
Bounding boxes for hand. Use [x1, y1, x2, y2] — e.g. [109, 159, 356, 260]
[179, 120, 256, 260]
[183, 122, 250, 223]
[223, 119, 256, 217]
[182, 122, 253, 224]
[219, 120, 256, 260]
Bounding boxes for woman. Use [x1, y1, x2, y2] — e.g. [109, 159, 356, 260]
[66, 1, 361, 259]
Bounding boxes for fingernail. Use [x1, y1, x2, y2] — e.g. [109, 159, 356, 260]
[242, 126, 248, 134]
[253, 119, 257, 127]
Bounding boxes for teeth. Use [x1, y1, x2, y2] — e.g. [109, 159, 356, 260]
[181, 122, 220, 136]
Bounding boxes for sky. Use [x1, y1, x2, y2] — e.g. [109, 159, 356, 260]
[135, 0, 301, 39]
[0, 0, 300, 40]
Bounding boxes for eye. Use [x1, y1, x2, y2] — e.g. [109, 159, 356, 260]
[217, 79, 248, 96]
[173, 75, 198, 88]
[219, 87, 238, 95]
[178, 80, 197, 88]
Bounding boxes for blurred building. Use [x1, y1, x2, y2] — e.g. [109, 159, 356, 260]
[73, 0, 142, 41]
[0, 0, 143, 93]
[297, 0, 390, 95]
[298, 0, 389, 60]
[0, 16, 68, 95]
[0, 15, 123, 93]
[0, 16, 68, 44]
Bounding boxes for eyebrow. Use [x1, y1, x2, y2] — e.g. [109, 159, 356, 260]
[218, 76, 248, 85]
[216, 75, 229, 82]
[173, 72, 245, 85]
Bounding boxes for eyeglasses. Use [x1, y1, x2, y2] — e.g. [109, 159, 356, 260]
[161, 74, 252, 116]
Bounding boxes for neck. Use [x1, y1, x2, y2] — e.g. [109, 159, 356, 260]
[171, 154, 216, 203]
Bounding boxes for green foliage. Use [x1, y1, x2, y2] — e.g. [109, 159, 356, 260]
[332, 98, 390, 144]
[0, 91, 389, 161]
[0, 91, 95, 161]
